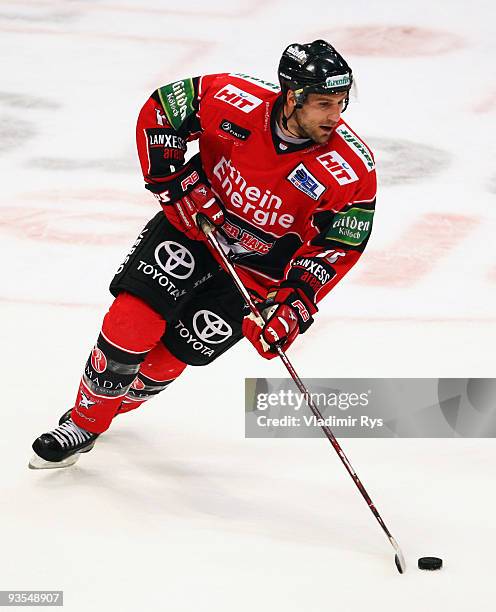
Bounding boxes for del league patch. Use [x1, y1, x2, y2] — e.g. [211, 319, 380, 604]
[286, 163, 326, 201]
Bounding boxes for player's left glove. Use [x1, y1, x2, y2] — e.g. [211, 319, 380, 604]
[174, 183, 225, 240]
[242, 287, 317, 360]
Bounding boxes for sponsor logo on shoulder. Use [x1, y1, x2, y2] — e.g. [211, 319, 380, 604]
[230, 73, 280, 92]
[219, 119, 251, 141]
[286, 163, 326, 201]
[158, 79, 195, 130]
[335, 125, 375, 171]
[214, 84, 263, 113]
[317, 150, 359, 185]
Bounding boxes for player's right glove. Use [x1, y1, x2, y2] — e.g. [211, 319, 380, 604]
[242, 287, 317, 359]
[145, 155, 224, 240]
[147, 158, 203, 207]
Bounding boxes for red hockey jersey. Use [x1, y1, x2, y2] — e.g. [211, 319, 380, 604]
[136, 72, 376, 307]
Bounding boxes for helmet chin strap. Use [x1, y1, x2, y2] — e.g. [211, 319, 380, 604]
[280, 104, 305, 139]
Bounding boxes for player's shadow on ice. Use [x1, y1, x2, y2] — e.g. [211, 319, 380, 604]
[34, 427, 379, 557]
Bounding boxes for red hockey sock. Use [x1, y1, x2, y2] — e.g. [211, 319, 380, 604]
[71, 293, 167, 433]
[118, 343, 187, 414]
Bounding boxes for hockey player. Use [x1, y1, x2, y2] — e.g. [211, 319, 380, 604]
[30, 40, 376, 469]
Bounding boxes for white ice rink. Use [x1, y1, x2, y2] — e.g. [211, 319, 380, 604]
[1, 0, 495, 610]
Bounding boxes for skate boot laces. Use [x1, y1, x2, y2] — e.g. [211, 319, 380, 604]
[50, 418, 94, 448]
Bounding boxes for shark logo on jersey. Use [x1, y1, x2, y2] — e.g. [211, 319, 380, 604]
[286, 164, 326, 201]
[221, 220, 273, 255]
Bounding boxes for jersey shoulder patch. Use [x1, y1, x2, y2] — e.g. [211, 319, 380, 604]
[334, 123, 375, 172]
[314, 149, 360, 186]
[157, 78, 196, 131]
[213, 82, 264, 114]
[229, 73, 281, 93]
[207, 73, 276, 117]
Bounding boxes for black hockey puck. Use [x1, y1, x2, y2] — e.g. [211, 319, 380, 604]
[418, 557, 443, 570]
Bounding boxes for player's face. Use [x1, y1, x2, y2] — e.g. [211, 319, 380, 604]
[293, 92, 348, 144]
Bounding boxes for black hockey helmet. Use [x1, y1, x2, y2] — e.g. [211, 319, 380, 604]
[278, 39, 353, 109]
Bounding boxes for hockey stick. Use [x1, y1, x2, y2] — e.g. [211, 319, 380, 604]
[199, 218, 406, 574]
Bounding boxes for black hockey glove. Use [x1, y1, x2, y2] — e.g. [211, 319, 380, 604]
[145, 153, 204, 206]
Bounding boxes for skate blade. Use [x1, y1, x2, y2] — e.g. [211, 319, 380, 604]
[28, 452, 81, 470]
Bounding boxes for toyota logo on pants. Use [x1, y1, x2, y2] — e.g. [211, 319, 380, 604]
[192, 310, 232, 344]
[154, 241, 195, 279]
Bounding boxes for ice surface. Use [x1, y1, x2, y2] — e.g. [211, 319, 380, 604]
[1, 1, 495, 610]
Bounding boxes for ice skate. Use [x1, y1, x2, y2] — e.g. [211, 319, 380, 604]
[58, 408, 73, 426]
[29, 416, 99, 470]
[59, 405, 125, 426]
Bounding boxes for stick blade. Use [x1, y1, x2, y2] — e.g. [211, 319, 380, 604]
[390, 537, 406, 574]
[395, 553, 406, 574]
